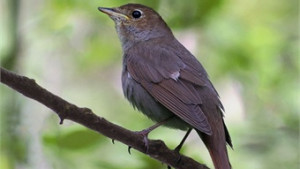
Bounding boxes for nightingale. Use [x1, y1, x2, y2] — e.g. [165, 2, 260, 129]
[98, 3, 232, 169]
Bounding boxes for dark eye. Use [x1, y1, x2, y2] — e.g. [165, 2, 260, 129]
[132, 10, 142, 18]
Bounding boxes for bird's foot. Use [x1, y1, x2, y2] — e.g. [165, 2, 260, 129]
[174, 145, 182, 164]
[166, 145, 183, 169]
[133, 117, 175, 154]
[170, 128, 193, 167]
[134, 129, 151, 153]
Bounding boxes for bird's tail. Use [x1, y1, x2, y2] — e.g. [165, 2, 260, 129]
[197, 130, 231, 169]
[207, 144, 231, 169]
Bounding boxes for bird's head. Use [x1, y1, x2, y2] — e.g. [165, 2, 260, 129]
[98, 4, 173, 50]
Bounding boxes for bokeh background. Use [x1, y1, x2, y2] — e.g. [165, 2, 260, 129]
[1, 0, 299, 169]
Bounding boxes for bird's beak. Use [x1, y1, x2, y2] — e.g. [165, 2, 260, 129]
[98, 7, 129, 20]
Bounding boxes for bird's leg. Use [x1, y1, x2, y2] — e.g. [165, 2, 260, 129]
[166, 128, 193, 169]
[175, 128, 192, 152]
[134, 116, 174, 153]
[174, 128, 193, 162]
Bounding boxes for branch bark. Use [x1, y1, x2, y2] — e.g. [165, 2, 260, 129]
[0, 67, 209, 169]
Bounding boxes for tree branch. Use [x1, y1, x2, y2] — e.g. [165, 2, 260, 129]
[0, 67, 209, 169]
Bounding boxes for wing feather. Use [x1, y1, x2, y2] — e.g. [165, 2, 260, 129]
[141, 81, 212, 134]
[125, 41, 215, 135]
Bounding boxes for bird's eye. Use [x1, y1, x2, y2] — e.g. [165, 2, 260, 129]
[132, 10, 142, 18]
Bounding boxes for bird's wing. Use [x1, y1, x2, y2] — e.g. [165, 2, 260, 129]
[126, 43, 213, 135]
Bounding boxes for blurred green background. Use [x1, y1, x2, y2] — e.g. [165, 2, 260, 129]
[1, 0, 299, 169]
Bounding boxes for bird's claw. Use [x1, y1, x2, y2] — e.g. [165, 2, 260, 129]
[135, 130, 150, 153]
[128, 146, 132, 154]
[174, 147, 182, 164]
[166, 149, 181, 169]
[175, 154, 182, 164]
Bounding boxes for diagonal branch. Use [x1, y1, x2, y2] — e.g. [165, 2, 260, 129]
[0, 67, 209, 169]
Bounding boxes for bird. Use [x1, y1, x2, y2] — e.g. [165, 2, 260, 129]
[98, 3, 232, 169]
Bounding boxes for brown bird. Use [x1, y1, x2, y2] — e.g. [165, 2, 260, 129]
[98, 3, 232, 169]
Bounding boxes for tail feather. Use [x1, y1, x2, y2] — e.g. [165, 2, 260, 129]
[223, 120, 233, 149]
[207, 145, 231, 169]
[197, 130, 231, 169]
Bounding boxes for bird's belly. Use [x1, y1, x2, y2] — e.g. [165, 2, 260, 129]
[122, 71, 189, 130]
